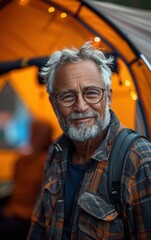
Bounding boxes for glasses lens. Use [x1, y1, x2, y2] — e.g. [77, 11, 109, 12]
[56, 87, 104, 107]
[57, 92, 75, 107]
[84, 88, 103, 104]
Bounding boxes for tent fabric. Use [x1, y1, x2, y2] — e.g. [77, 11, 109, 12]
[86, 0, 151, 64]
[0, 0, 93, 61]
[0, 0, 151, 139]
[0, 53, 118, 76]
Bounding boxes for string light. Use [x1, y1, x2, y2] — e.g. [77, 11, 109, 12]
[94, 37, 101, 42]
[125, 80, 131, 87]
[61, 12, 67, 18]
[48, 7, 55, 13]
[130, 91, 138, 101]
[18, 0, 29, 5]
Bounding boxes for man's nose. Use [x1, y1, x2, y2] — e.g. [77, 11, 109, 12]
[73, 93, 89, 112]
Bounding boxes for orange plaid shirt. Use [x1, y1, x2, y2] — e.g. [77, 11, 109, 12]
[28, 111, 151, 240]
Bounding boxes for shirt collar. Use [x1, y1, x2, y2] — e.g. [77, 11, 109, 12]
[91, 110, 121, 162]
[54, 110, 120, 163]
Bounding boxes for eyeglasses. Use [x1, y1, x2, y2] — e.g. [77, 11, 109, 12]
[53, 87, 105, 107]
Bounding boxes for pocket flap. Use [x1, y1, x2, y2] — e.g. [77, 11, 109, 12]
[78, 192, 118, 221]
[44, 177, 59, 195]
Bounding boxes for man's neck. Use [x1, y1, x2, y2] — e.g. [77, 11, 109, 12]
[71, 129, 107, 164]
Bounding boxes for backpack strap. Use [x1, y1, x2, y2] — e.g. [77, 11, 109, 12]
[108, 128, 142, 208]
[108, 128, 143, 239]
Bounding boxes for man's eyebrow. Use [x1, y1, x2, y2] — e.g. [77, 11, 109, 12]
[58, 86, 101, 93]
[83, 86, 101, 90]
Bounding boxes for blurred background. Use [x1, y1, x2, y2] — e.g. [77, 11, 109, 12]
[0, 0, 151, 194]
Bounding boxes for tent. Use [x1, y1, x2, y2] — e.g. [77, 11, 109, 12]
[0, 0, 151, 180]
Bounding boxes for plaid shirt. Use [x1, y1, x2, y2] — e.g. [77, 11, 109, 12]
[27, 111, 151, 240]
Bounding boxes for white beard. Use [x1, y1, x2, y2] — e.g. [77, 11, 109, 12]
[55, 100, 111, 142]
[67, 104, 110, 142]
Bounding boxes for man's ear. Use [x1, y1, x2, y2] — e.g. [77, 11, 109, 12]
[49, 95, 57, 114]
[49, 96, 55, 110]
[49, 96, 52, 105]
[107, 88, 112, 107]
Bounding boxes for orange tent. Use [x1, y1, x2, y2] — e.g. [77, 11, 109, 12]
[0, 0, 151, 180]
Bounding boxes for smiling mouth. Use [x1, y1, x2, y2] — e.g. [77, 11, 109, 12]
[72, 117, 95, 123]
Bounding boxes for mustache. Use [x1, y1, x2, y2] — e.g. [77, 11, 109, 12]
[68, 112, 97, 121]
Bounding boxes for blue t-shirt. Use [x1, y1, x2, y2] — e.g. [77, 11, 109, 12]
[63, 160, 85, 239]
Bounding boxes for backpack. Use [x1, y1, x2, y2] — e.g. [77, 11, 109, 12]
[108, 128, 144, 238]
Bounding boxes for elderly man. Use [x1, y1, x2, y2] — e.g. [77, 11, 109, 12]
[28, 42, 151, 240]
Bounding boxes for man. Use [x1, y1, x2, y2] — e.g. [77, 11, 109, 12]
[28, 42, 151, 239]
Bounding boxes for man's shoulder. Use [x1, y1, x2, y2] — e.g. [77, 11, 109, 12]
[130, 136, 151, 163]
[114, 128, 151, 163]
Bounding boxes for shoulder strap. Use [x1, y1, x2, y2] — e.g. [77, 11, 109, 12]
[108, 128, 142, 209]
[108, 128, 143, 239]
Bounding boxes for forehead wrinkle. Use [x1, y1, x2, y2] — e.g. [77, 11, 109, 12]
[57, 86, 103, 95]
[61, 71, 99, 81]
[55, 62, 101, 80]
[54, 61, 103, 91]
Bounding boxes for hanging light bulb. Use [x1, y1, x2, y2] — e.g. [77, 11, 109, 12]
[130, 91, 138, 100]
[125, 80, 131, 87]
[48, 7, 55, 13]
[94, 37, 101, 42]
[18, 0, 29, 5]
[61, 12, 67, 18]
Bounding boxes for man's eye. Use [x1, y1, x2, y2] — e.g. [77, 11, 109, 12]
[59, 93, 75, 102]
[85, 90, 100, 97]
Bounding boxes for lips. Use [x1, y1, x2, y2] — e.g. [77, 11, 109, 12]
[69, 112, 96, 121]
[73, 117, 93, 122]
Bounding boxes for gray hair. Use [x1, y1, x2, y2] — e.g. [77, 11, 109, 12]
[40, 41, 113, 95]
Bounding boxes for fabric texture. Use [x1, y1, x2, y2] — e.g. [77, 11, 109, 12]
[27, 110, 151, 240]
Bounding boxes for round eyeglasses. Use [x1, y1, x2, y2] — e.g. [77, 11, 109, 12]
[54, 87, 105, 108]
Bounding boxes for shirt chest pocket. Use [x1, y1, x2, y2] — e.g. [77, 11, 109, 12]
[44, 178, 60, 219]
[44, 178, 64, 239]
[77, 192, 124, 240]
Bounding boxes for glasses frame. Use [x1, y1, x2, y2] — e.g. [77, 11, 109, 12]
[53, 87, 106, 108]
